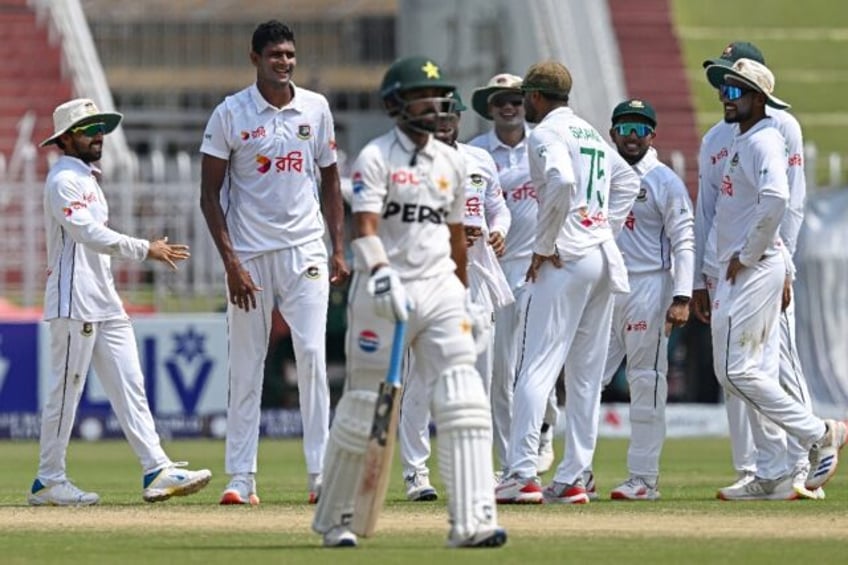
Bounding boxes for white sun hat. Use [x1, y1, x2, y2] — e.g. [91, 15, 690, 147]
[40, 98, 123, 147]
[705, 58, 790, 110]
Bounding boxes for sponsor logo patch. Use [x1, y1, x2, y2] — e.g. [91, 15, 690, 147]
[636, 187, 647, 202]
[256, 155, 272, 173]
[352, 171, 364, 194]
[358, 330, 380, 353]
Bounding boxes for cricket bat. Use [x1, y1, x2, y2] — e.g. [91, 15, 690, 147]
[351, 320, 406, 537]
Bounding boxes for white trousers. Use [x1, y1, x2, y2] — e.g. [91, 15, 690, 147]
[507, 246, 614, 481]
[38, 318, 169, 483]
[226, 240, 330, 476]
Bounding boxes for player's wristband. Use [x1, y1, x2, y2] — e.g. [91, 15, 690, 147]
[672, 295, 691, 304]
[352, 235, 389, 273]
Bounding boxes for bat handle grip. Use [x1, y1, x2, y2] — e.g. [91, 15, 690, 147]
[386, 320, 406, 386]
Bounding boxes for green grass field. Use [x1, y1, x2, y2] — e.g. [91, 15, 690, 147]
[1, 437, 846, 564]
[672, 0, 848, 187]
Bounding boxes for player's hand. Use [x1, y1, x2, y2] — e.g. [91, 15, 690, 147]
[367, 265, 408, 322]
[465, 226, 483, 248]
[525, 252, 562, 283]
[225, 262, 263, 312]
[665, 298, 691, 336]
[782, 275, 792, 312]
[147, 236, 190, 270]
[725, 255, 745, 285]
[488, 230, 506, 257]
[465, 292, 492, 354]
[692, 288, 711, 324]
[330, 250, 350, 286]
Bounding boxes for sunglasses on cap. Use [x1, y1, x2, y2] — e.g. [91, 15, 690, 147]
[613, 122, 654, 138]
[719, 84, 755, 101]
[491, 96, 523, 108]
[70, 122, 107, 137]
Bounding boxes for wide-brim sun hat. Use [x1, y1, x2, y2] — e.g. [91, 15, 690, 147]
[40, 98, 123, 147]
[705, 58, 790, 110]
[471, 73, 523, 120]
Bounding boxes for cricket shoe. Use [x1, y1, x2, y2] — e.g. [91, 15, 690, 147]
[143, 462, 212, 502]
[404, 471, 438, 501]
[542, 479, 589, 504]
[323, 526, 357, 548]
[791, 464, 825, 500]
[28, 479, 100, 506]
[448, 526, 508, 548]
[727, 471, 755, 491]
[610, 476, 660, 501]
[495, 474, 543, 504]
[806, 419, 848, 490]
[536, 428, 555, 474]
[583, 471, 599, 501]
[220, 474, 260, 505]
[717, 474, 798, 501]
[308, 473, 322, 504]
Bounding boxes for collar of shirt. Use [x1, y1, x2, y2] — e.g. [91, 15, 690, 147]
[249, 82, 304, 114]
[57, 155, 101, 178]
[632, 146, 659, 176]
[541, 106, 574, 123]
[485, 124, 531, 152]
[736, 115, 775, 140]
[393, 126, 436, 161]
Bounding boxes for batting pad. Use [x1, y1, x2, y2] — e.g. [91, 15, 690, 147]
[432, 365, 499, 541]
[312, 389, 376, 535]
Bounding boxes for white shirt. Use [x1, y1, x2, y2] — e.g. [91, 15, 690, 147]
[695, 109, 804, 286]
[350, 127, 466, 281]
[714, 118, 789, 265]
[43, 156, 149, 321]
[526, 107, 640, 260]
[468, 126, 536, 263]
[457, 142, 511, 236]
[200, 83, 337, 260]
[618, 148, 695, 298]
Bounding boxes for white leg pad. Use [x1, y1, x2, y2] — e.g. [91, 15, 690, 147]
[312, 389, 376, 535]
[432, 365, 498, 541]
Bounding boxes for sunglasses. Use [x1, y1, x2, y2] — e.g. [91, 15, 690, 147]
[614, 122, 654, 137]
[70, 122, 107, 137]
[491, 97, 523, 108]
[719, 84, 754, 101]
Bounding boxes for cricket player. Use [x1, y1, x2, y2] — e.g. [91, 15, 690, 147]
[31, 98, 212, 506]
[398, 92, 513, 502]
[600, 99, 694, 501]
[496, 61, 640, 504]
[199, 20, 349, 506]
[695, 42, 821, 499]
[312, 56, 505, 548]
[468, 74, 559, 476]
[704, 58, 847, 500]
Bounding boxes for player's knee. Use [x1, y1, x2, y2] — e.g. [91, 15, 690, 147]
[433, 365, 491, 432]
[330, 389, 378, 453]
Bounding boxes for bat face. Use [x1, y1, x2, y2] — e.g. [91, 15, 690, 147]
[369, 384, 399, 448]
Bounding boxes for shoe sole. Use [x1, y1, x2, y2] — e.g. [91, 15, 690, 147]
[496, 494, 543, 504]
[220, 490, 261, 506]
[144, 473, 213, 503]
[610, 492, 660, 501]
[27, 495, 99, 507]
[308, 492, 319, 504]
[409, 490, 438, 502]
[451, 529, 508, 548]
[542, 494, 589, 504]
[716, 491, 800, 501]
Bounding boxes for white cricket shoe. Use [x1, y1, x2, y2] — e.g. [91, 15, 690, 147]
[28, 479, 99, 506]
[404, 471, 438, 501]
[323, 525, 357, 548]
[726, 471, 755, 490]
[143, 462, 212, 502]
[541, 479, 589, 504]
[536, 428, 555, 474]
[583, 471, 599, 501]
[495, 474, 543, 504]
[220, 474, 260, 505]
[717, 474, 798, 501]
[806, 419, 848, 490]
[308, 473, 322, 505]
[447, 526, 508, 548]
[610, 476, 660, 501]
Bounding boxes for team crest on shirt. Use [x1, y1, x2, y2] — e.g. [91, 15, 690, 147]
[305, 266, 321, 280]
[81, 322, 93, 337]
[469, 174, 484, 188]
[297, 124, 312, 140]
[635, 187, 647, 202]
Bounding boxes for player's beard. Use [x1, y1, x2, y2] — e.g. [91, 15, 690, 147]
[72, 137, 103, 164]
[723, 103, 751, 124]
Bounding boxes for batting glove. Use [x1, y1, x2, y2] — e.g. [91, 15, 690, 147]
[465, 292, 492, 355]
[367, 266, 409, 322]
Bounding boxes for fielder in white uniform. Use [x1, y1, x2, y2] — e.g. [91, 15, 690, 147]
[468, 74, 559, 476]
[312, 56, 505, 549]
[199, 21, 349, 506]
[398, 93, 513, 502]
[599, 99, 694, 501]
[695, 43, 821, 499]
[31, 98, 211, 506]
[495, 61, 640, 504]
[703, 58, 847, 500]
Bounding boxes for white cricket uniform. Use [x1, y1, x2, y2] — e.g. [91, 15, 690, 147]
[200, 83, 337, 477]
[399, 141, 513, 478]
[697, 110, 812, 479]
[468, 127, 558, 472]
[710, 118, 825, 457]
[600, 147, 694, 483]
[506, 107, 640, 482]
[38, 156, 171, 484]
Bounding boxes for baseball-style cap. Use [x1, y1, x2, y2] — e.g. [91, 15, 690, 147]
[470, 73, 522, 120]
[521, 61, 573, 97]
[41, 98, 122, 147]
[701, 41, 765, 68]
[450, 90, 467, 113]
[611, 99, 657, 127]
[706, 58, 790, 109]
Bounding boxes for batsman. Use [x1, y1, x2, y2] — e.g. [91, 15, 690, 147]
[312, 56, 506, 549]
